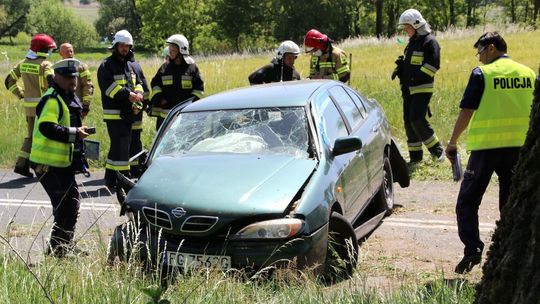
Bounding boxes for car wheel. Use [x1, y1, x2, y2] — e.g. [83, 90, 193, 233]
[377, 155, 394, 216]
[107, 224, 129, 264]
[322, 212, 358, 284]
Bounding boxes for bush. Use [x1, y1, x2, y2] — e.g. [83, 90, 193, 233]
[25, 0, 98, 48]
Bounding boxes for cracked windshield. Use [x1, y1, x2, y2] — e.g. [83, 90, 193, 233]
[153, 107, 310, 159]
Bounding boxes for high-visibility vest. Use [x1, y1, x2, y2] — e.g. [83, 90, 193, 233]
[467, 58, 535, 151]
[30, 89, 73, 167]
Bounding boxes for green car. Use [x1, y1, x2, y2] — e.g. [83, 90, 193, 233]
[109, 80, 409, 280]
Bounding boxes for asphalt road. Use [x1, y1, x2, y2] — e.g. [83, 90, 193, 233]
[0, 168, 500, 279]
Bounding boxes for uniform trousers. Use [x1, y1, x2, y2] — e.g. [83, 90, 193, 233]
[456, 147, 520, 256]
[105, 120, 132, 186]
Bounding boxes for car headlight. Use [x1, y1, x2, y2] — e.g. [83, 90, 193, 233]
[233, 218, 305, 240]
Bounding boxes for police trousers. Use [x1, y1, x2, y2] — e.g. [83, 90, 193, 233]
[456, 147, 520, 256]
[39, 167, 80, 249]
[402, 90, 442, 161]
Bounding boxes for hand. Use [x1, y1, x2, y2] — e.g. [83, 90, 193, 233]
[129, 91, 142, 103]
[391, 68, 398, 80]
[445, 144, 457, 164]
[77, 126, 89, 139]
[136, 92, 144, 101]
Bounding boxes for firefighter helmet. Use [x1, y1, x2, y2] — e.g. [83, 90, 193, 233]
[304, 29, 330, 53]
[398, 9, 427, 29]
[276, 40, 300, 60]
[30, 34, 57, 53]
[166, 34, 194, 64]
[111, 30, 133, 48]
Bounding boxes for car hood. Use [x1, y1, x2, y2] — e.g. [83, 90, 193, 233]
[127, 154, 317, 217]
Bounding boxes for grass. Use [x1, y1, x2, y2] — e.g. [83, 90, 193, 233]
[1, 27, 538, 175]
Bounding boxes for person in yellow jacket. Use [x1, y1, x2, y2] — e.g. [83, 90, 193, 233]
[4, 34, 56, 177]
[30, 59, 91, 257]
[58, 43, 94, 117]
[303, 29, 350, 83]
[445, 32, 536, 274]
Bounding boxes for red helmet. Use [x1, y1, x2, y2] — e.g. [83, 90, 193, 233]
[30, 34, 57, 53]
[304, 29, 329, 52]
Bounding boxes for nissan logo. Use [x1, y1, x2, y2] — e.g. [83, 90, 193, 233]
[171, 207, 186, 218]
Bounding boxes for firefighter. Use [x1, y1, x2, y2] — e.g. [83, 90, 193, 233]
[303, 29, 350, 83]
[129, 60, 150, 178]
[30, 58, 91, 257]
[445, 32, 535, 274]
[393, 9, 443, 165]
[58, 43, 94, 118]
[248, 40, 301, 85]
[4, 34, 56, 178]
[97, 30, 145, 189]
[150, 34, 204, 131]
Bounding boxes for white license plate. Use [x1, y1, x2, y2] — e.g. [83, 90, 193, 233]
[165, 251, 231, 271]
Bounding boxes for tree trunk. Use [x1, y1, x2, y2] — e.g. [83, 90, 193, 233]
[511, 0, 516, 23]
[535, 0, 540, 22]
[449, 0, 455, 26]
[476, 65, 540, 304]
[375, 0, 383, 39]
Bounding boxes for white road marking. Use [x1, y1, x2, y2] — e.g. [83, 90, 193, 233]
[0, 198, 117, 212]
[383, 217, 496, 232]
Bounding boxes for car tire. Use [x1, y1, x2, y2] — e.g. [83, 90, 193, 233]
[321, 212, 359, 284]
[107, 224, 128, 264]
[376, 155, 394, 216]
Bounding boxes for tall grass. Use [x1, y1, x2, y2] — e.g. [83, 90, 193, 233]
[0, 27, 538, 170]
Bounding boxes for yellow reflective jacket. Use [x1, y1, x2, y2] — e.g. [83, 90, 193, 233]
[309, 46, 350, 83]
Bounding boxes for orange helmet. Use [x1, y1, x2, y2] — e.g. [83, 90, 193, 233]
[30, 34, 57, 53]
[303, 29, 330, 53]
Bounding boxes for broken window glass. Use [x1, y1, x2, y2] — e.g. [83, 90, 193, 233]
[153, 107, 311, 159]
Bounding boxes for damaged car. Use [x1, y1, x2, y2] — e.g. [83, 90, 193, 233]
[109, 80, 409, 280]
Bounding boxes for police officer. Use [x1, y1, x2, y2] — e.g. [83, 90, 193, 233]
[445, 32, 536, 274]
[30, 58, 90, 257]
[394, 9, 443, 165]
[5, 34, 56, 178]
[58, 43, 94, 118]
[97, 30, 145, 189]
[303, 29, 350, 83]
[248, 40, 301, 85]
[150, 34, 204, 131]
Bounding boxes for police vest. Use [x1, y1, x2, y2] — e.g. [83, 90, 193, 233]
[467, 58, 535, 151]
[30, 88, 73, 167]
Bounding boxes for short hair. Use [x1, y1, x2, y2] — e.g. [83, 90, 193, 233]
[473, 32, 507, 52]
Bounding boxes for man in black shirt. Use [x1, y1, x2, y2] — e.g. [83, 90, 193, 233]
[249, 40, 301, 85]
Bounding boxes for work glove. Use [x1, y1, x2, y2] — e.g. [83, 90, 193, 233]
[391, 56, 404, 81]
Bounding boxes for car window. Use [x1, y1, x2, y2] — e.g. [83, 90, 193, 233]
[329, 86, 365, 129]
[344, 87, 368, 117]
[152, 107, 311, 159]
[318, 95, 348, 147]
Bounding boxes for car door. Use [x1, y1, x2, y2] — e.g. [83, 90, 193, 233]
[344, 88, 386, 196]
[327, 86, 372, 221]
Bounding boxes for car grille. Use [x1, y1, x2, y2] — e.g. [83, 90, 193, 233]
[142, 207, 172, 230]
[181, 216, 219, 233]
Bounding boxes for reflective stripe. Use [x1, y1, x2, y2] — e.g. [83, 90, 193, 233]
[181, 75, 192, 89]
[192, 90, 204, 99]
[8, 84, 18, 93]
[129, 160, 139, 165]
[23, 97, 41, 108]
[150, 86, 162, 99]
[409, 83, 434, 94]
[36, 52, 48, 57]
[105, 82, 122, 98]
[103, 109, 122, 120]
[10, 70, 19, 80]
[160, 108, 170, 118]
[423, 135, 440, 148]
[332, 73, 339, 80]
[410, 52, 424, 65]
[18, 151, 30, 158]
[336, 65, 349, 75]
[134, 84, 144, 93]
[106, 159, 130, 171]
[114, 75, 127, 85]
[407, 142, 423, 151]
[319, 62, 335, 68]
[132, 121, 143, 130]
[162, 75, 173, 85]
[420, 66, 435, 77]
[68, 127, 77, 143]
[20, 63, 40, 75]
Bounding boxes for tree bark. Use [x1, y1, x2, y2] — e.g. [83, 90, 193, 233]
[375, 0, 383, 39]
[449, 0, 455, 26]
[476, 64, 540, 304]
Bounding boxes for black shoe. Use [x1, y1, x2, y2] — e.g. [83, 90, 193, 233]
[14, 167, 34, 178]
[407, 161, 421, 173]
[455, 253, 482, 274]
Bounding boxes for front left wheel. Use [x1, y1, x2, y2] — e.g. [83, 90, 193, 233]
[376, 155, 394, 216]
[321, 212, 358, 284]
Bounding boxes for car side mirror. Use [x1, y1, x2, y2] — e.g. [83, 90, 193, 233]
[332, 136, 362, 156]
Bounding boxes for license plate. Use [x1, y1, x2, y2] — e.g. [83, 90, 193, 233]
[165, 251, 231, 271]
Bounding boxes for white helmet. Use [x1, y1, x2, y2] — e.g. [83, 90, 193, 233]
[166, 34, 194, 64]
[110, 30, 133, 48]
[398, 9, 427, 29]
[276, 40, 300, 60]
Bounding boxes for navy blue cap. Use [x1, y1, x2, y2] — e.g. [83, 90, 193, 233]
[53, 58, 80, 76]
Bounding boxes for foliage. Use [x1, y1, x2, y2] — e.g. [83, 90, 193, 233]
[25, 0, 98, 48]
[0, 0, 31, 40]
[94, 0, 141, 43]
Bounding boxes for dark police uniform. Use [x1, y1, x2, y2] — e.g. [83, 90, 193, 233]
[248, 58, 301, 85]
[97, 50, 145, 187]
[456, 55, 535, 260]
[398, 32, 443, 162]
[30, 59, 84, 256]
[150, 58, 204, 131]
